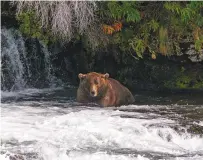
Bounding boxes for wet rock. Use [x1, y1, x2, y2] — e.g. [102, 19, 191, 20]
[185, 45, 203, 62]
[4, 153, 25, 160]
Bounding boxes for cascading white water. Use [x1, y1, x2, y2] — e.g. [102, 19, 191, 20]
[39, 41, 58, 87]
[1, 27, 58, 91]
[1, 28, 28, 90]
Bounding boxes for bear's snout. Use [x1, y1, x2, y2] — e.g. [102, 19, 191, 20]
[90, 90, 96, 97]
[90, 84, 98, 97]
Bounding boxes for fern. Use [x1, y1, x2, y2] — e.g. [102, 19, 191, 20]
[125, 9, 140, 22]
[129, 37, 145, 58]
[122, 2, 141, 22]
[164, 2, 182, 14]
[180, 8, 194, 22]
[107, 1, 141, 22]
[148, 19, 159, 32]
[107, 2, 122, 20]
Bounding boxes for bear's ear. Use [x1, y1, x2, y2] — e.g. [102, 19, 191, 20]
[78, 73, 86, 80]
[102, 73, 109, 79]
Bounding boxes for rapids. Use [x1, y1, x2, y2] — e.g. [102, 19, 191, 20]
[1, 88, 203, 160]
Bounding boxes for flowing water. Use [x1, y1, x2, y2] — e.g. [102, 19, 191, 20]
[1, 28, 59, 91]
[1, 27, 203, 160]
[1, 87, 203, 160]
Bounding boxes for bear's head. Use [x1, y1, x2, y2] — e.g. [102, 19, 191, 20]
[78, 72, 109, 98]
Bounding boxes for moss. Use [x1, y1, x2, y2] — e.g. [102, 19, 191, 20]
[176, 75, 191, 89]
[164, 67, 203, 90]
[193, 81, 203, 89]
[16, 11, 55, 45]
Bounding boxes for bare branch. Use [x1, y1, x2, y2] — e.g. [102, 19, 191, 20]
[14, 1, 98, 43]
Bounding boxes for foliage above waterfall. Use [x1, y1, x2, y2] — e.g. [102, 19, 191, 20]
[13, 1, 203, 59]
[100, 1, 203, 59]
[14, 1, 99, 45]
[16, 11, 52, 44]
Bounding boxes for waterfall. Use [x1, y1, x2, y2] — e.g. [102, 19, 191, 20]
[1, 28, 28, 91]
[39, 41, 58, 88]
[1, 27, 59, 91]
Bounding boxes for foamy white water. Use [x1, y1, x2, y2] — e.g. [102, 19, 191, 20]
[1, 89, 203, 160]
[1, 87, 63, 98]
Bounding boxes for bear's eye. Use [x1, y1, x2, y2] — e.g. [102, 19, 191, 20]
[94, 79, 98, 85]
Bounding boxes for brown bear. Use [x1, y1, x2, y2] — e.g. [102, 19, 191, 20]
[77, 72, 135, 107]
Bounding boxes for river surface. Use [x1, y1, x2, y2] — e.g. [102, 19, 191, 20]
[1, 87, 203, 160]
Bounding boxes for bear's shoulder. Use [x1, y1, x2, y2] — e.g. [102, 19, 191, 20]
[108, 78, 125, 89]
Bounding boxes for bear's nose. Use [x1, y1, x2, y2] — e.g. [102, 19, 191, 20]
[90, 91, 95, 96]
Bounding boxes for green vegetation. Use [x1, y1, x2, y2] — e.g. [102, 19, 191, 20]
[100, 1, 203, 58]
[5, 1, 203, 91]
[164, 67, 203, 90]
[16, 11, 54, 44]
[14, 1, 203, 58]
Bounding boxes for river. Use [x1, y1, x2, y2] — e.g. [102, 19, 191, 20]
[1, 87, 203, 160]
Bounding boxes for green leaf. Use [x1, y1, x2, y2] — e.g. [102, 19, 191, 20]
[129, 38, 145, 58]
[148, 19, 159, 32]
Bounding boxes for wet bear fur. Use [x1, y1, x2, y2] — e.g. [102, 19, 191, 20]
[77, 72, 135, 107]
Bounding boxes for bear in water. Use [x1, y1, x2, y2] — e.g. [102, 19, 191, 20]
[77, 72, 135, 107]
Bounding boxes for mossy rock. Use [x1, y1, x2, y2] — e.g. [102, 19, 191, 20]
[164, 66, 203, 90]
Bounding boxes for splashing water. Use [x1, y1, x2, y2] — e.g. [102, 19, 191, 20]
[1, 28, 28, 90]
[38, 41, 58, 88]
[1, 88, 203, 160]
[1, 27, 59, 91]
